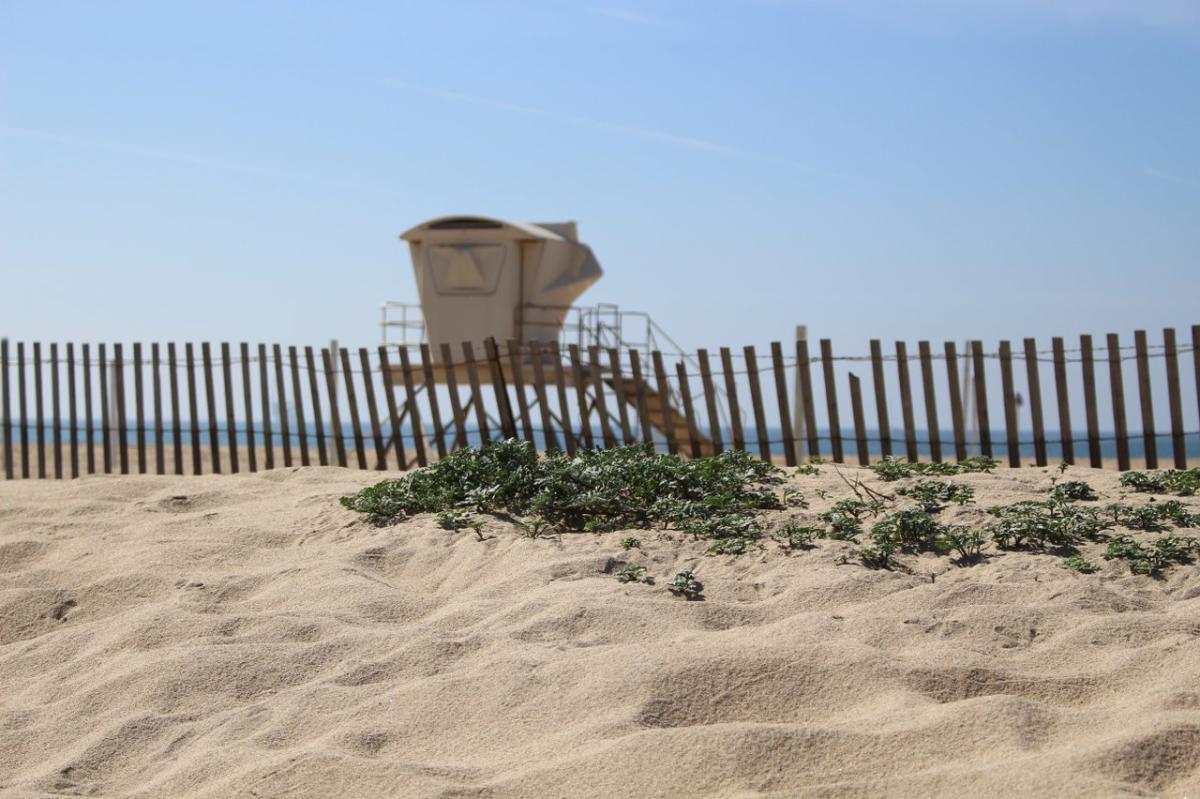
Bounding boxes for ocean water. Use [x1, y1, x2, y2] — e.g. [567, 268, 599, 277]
[7, 422, 1199, 465]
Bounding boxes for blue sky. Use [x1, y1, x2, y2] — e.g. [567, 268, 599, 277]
[1, 0, 1198, 352]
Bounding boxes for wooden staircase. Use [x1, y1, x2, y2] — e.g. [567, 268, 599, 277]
[602, 372, 714, 457]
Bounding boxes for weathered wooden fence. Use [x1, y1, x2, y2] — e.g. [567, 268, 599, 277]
[2, 326, 1198, 479]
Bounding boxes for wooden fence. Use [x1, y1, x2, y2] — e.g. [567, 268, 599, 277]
[1, 326, 1198, 480]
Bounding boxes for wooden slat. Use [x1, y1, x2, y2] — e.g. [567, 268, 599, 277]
[1133, 330, 1157, 469]
[336, 348, 366, 468]
[376, 346, 405, 469]
[439, 343, 467, 452]
[1107, 333, 1131, 471]
[944, 341, 967, 462]
[771, 341, 797, 466]
[50, 343, 62, 479]
[588, 345, 617, 448]
[186, 343, 202, 474]
[273, 344, 291, 468]
[895, 341, 918, 462]
[696, 349, 723, 454]
[820, 339, 843, 463]
[1, 339, 10, 480]
[998, 340, 1020, 467]
[83, 343, 95, 475]
[507, 339, 535, 444]
[849, 373, 869, 466]
[111, 342, 125, 476]
[1080, 335, 1102, 468]
[306, 347, 327, 466]
[651, 350, 678, 455]
[870, 339, 892, 458]
[339, 348, 368, 469]
[719, 347, 745, 452]
[396, 347, 427, 467]
[675, 361, 702, 458]
[744, 346, 771, 462]
[289, 346, 309, 467]
[132, 342, 145, 474]
[68, 345, 82, 480]
[1052, 337, 1074, 465]
[112, 340, 127, 472]
[796, 339, 819, 459]
[222, 343, 239, 473]
[969, 341, 991, 458]
[420, 344, 445, 460]
[550, 341, 576, 454]
[201, 343, 220, 474]
[98, 343, 109, 475]
[918, 341, 941, 463]
[151, 343, 163, 475]
[242, 343, 258, 472]
[1163, 328, 1186, 469]
[1023, 338, 1046, 466]
[358, 348, 386, 470]
[17, 343, 29, 478]
[1194, 325, 1200, 445]
[628, 348, 651, 449]
[168, 343, 182, 475]
[259, 343, 274, 469]
[32, 343, 45, 478]
[462, 341, 490, 446]
[568, 344, 593, 449]
[485, 337, 517, 439]
[607, 347, 634, 446]
[321, 349, 347, 467]
[530, 342, 558, 451]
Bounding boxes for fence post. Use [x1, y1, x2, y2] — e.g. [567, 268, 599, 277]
[998, 340, 1019, 467]
[242, 343, 258, 471]
[820, 339, 843, 463]
[850, 373, 869, 466]
[771, 341, 797, 467]
[1023, 338, 1046, 466]
[340, 348, 368, 469]
[944, 341, 966, 462]
[720, 347, 744, 453]
[896, 341, 918, 463]
[1080, 335, 1102, 468]
[918, 341, 941, 463]
[870, 339, 891, 459]
[168, 343, 182, 474]
[1106, 333, 1130, 471]
[1163, 329, 1186, 468]
[1133, 330, 1157, 469]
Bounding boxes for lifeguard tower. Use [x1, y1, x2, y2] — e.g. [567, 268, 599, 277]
[379, 215, 715, 452]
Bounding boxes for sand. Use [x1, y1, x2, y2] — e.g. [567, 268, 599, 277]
[2, 464, 1199, 798]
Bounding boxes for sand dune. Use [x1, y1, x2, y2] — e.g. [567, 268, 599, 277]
[2, 465, 1199, 798]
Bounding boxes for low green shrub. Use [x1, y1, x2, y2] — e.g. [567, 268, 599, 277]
[935, 525, 986, 563]
[871, 455, 998, 482]
[668, 569, 703, 599]
[341, 442, 783, 544]
[986, 500, 1107, 549]
[774, 522, 820, 550]
[615, 564, 649, 583]
[1060, 555, 1098, 574]
[1103, 535, 1200, 575]
[1049, 480, 1097, 502]
[1120, 468, 1200, 496]
[897, 480, 975, 513]
[870, 509, 941, 552]
[619, 536, 642, 551]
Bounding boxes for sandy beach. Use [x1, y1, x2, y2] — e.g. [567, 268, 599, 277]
[2, 464, 1199, 798]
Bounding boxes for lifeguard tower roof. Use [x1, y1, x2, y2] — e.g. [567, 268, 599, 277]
[400, 215, 603, 356]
